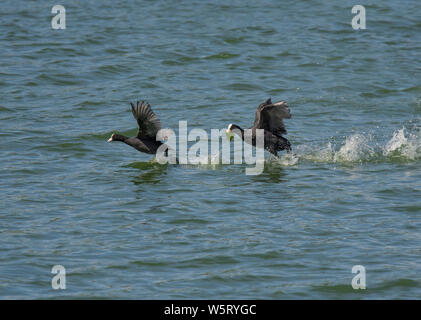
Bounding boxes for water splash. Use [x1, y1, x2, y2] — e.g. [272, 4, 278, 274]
[334, 133, 376, 163]
[281, 127, 421, 166]
[138, 127, 421, 169]
[275, 152, 299, 166]
[384, 128, 408, 155]
[383, 128, 420, 161]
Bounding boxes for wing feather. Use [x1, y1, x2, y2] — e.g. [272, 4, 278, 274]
[130, 101, 162, 139]
[254, 99, 291, 136]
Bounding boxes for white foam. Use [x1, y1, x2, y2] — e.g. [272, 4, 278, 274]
[384, 128, 408, 155]
[334, 133, 375, 163]
[277, 152, 299, 166]
[286, 127, 420, 165]
[383, 127, 421, 160]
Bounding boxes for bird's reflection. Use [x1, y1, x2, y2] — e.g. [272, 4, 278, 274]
[250, 162, 288, 184]
[125, 161, 168, 186]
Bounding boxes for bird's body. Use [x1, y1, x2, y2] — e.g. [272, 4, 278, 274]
[124, 137, 164, 154]
[226, 98, 292, 157]
[109, 133, 165, 154]
[108, 101, 171, 157]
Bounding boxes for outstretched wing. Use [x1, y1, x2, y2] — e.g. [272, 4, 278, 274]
[130, 101, 162, 139]
[254, 99, 291, 136]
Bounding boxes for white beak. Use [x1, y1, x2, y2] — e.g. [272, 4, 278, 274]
[226, 129, 234, 142]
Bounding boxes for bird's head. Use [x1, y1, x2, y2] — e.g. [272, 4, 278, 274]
[107, 133, 126, 142]
[225, 123, 242, 142]
[107, 133, 117, 142]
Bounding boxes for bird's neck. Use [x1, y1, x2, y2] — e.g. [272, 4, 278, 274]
[231, 124, 244, 138]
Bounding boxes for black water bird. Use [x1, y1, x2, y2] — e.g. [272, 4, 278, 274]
[226, 98, 292, 157]
[108, 101, 170, 157]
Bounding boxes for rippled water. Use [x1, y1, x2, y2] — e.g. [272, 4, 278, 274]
[1, 0, 421, 299]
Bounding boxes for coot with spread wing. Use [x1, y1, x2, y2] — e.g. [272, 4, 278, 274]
[226, 98, 292, 157]
[108, 100, 169, 156]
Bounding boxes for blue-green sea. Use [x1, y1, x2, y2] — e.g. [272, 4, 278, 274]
[1, 0, 421, 299]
